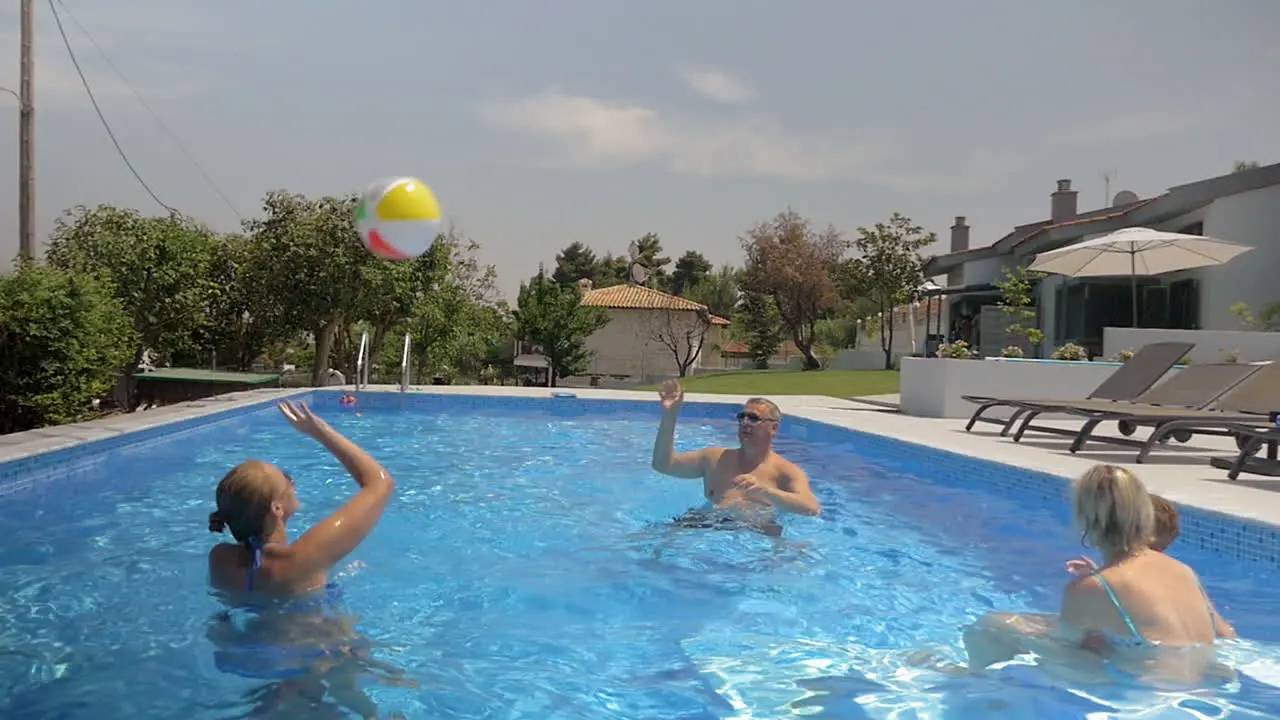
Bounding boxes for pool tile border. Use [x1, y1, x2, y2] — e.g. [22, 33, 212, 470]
[1, 385, 1278, 568]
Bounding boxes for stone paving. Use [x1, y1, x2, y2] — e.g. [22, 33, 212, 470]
[0, 384, 1276, 528]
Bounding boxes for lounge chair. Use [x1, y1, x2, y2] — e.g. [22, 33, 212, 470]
[961, 341, 1194, 436]
[1209, 424, 1280, 480]
[1004, 361, 1263, 444]
[1057, 361, 1280, 463]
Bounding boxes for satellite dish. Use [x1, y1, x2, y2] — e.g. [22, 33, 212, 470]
[1112, 190, 1140, 207]
[630, 262, 650, 285]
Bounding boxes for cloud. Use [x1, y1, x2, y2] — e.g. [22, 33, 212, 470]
[479, 90, 893, 182]
[680, 68, 756, 104]
[1047, 81, 1260, 147]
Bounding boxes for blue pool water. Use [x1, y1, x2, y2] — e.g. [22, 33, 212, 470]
[3, 392, 1280, 719]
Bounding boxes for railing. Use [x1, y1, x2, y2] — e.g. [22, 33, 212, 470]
[355, 331, 370, 390]
[399, 333, 412, 392]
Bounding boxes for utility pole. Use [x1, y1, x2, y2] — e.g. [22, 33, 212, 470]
[18, 0, 35, 260]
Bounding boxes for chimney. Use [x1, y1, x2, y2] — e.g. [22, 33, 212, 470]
[949, 216, 970, 253]
[1051, 179, 1078, 223]
[577, 278, 593, 293]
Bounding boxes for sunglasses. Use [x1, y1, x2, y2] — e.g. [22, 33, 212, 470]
[736, 411, 777, 425]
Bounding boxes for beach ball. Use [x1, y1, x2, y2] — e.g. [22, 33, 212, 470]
[354, 177, 442, 260]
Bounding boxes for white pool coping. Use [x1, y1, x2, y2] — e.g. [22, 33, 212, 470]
[1, 384, 1278, 531]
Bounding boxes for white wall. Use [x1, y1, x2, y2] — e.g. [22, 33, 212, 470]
[1197, 184, 1280, 330]
[962, 257, 1007, 286]
[1103, 328, 1280, 364]
[582, 309, 722, 380]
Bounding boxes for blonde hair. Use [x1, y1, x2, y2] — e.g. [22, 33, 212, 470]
[1073, 464, 1155, 556]
[208, 460, 285, 546]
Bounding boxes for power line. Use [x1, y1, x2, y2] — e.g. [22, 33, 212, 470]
[46, 0, 178, 215]
[53, 0, 243, 221]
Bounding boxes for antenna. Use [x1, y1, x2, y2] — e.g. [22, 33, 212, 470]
[626, 239, 651, 286]
[1101, 168, 1117, 205]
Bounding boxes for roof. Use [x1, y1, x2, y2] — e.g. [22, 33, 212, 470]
[922, 162, 1280, 275]
[581, 283, 730, 325]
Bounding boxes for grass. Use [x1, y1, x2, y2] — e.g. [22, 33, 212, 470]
[642, 369, 899, 398]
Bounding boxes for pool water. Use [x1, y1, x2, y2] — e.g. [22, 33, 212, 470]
[3, 393, 1280, 719]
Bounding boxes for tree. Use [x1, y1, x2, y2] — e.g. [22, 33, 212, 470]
[0, 260, 135, 432]
[182, 232, 299, 371]
[669, 250, 712, 296]
[593, 253, 629, 288]
[738, 291, 784, 369]
[1233, 160, 1261, 173]
[243, 191, 369, 386]
[45, 205, 219, 404]
[410, 230, 509, 379]
[643, 308, 715, 377]
[994, 264, 1046, 355]
[741, 209, 843, 370]
[846, 213, 935, 370]
[551, 241, 599, 287]
[513, 271, 610, 386]
[685, 264, 741, 320]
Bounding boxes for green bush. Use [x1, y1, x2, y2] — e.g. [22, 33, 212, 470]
[0, 262, 136, 433]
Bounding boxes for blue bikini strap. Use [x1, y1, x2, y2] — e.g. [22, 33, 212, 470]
[1092, 570, 1144, 640]
[246, 536, 263, 591]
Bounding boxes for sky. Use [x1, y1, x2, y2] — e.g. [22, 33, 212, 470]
[0, 0, 1277, 299]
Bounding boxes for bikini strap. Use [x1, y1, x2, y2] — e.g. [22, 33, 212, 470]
[1091, 569, 1144, 641]
[245, 536, 264, 591]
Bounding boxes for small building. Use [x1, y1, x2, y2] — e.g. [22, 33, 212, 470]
[576, 280, 730, 384]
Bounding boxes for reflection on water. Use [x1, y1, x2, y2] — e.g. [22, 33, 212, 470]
[206, 587, 417, 718]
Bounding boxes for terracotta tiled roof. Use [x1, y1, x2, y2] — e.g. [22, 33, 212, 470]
[581, 283, 730, 325]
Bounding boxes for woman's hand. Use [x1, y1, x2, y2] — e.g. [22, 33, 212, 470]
[278, 400, 334, 441]
[1065, 555, 1098, 577]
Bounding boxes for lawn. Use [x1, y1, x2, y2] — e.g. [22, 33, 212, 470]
[642, 369, 899, 398]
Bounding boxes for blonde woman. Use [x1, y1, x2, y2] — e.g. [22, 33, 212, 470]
[959, 465, 1235, 682]
[1063, 464, 1235, 648]
[206, 400, 407, 719]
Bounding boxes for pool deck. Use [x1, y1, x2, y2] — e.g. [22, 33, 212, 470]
[1, 384, 1278, 530]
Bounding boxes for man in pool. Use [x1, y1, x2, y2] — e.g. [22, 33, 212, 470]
[650, 380, 821, 536]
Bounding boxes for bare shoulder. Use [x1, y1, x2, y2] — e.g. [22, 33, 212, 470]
[769, 453, 808, 478]
[208, 542, 239, 565]
[207, 542, 243, 587]
[1064, 572, 1104, 598]
[704, 446, 731, 463]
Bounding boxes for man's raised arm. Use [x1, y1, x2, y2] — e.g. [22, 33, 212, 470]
[651, 380, 706, 479]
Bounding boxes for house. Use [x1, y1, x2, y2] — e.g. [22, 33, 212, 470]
[576, 280, 730, 383]
[923, 163, 1280, 357]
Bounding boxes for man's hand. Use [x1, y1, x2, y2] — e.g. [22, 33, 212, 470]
[658, 380, 684, 412]
[733, 474, 775, 503]
[1065, 556, 1098, 577]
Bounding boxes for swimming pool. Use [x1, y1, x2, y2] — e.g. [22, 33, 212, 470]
[3, 390, 1280, 719]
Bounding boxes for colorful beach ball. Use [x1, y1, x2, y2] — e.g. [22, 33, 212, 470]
[354, 177, 442, 260]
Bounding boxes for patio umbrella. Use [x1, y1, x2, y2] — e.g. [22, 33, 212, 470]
[1026, 227, 1254, 327]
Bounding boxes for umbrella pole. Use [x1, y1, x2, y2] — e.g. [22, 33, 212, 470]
[1130, 251, 1138, 328]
